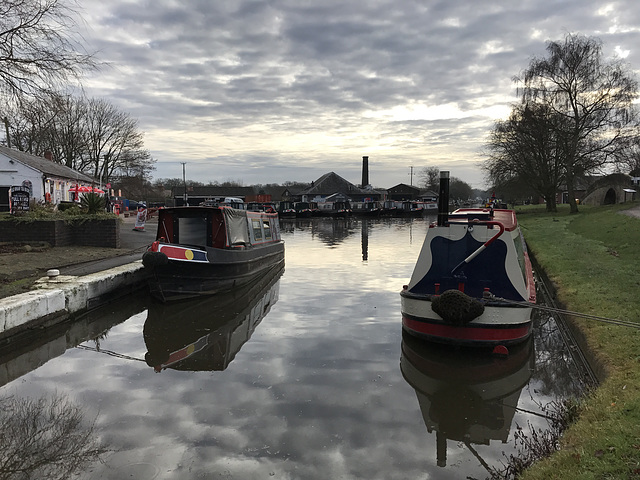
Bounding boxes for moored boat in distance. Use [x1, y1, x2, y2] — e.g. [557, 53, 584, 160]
[316, 200, 352, 217]
[142, 205, 285, 302]
[294, 201, 313, 218]
[399, 200, 438, 216]
[381, 200, 401, 217]
[351, 200, 382, 217]
[247, 201, 277, 213]
[201, 196, 246, 209]
[277, 201, 296, 218]
[400, 171, 536, 350]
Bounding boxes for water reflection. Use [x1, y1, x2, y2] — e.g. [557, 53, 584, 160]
[0, 218, 590, 479]
[0, 295, 149, 389]
[400, 331, 534, 469]
[281, 218, 357, 247]
[0, 392, 108, 479]
[362, 218, 369, 261]
[143, 265, 283, 372]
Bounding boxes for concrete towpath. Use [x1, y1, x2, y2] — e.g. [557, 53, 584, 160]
[0, 214, 157, 340]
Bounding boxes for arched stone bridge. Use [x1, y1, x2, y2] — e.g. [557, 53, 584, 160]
[581, 174, 636, 205]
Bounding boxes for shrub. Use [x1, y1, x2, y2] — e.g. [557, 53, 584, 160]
[58, 201, 78, 212]
[80, 193, 106, 214]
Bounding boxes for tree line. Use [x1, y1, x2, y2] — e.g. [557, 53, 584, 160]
[1, 0, 154, 187]
[417, 166, 478, 201]
[483, 33, 640, 213]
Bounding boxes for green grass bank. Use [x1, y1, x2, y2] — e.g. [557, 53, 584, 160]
[515, 203, 640, 480]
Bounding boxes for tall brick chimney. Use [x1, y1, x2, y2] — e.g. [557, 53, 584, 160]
[44, 151, 53, 161]
[361, 156, 369, 188]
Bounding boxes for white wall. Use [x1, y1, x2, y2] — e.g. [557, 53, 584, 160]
[0, 153, 44, 199]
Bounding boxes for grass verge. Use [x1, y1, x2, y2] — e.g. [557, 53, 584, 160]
[514, 203, 640, 480]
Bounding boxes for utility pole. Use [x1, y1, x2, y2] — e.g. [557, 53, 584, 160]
[409, 166, 415, 186]
[3, 117, 10, 148]
[181, 162, 188, 206]
[101, 154, 110, 189]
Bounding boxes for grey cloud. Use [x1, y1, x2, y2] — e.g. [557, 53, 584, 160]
[75, 0, 640, 187]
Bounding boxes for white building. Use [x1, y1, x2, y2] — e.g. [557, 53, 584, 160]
[0, 146, 94, 212]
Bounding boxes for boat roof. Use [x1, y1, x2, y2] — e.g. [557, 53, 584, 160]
[449, 208, 518, 231]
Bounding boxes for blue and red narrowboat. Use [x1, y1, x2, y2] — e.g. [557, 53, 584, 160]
[401, 172, 536, 348]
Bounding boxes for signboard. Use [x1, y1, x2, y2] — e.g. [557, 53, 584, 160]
[10, 186, 31, 214]
[133, 205, 147, 231]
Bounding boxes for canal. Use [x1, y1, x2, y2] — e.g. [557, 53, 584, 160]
[0, 216, 592, 479]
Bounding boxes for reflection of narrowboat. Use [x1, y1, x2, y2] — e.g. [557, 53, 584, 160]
[143, 264, 283, 372]
[142, 206, 285, 302]
[400, 331, 534, 467]
[401, 172, 536, 348]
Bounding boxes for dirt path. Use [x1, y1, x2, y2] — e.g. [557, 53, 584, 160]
[620, 203, 640, 219]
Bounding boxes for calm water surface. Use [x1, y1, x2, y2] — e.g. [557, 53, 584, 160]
[0, 217, 589, 479]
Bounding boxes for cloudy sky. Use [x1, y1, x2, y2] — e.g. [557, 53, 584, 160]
[74, 0, 640, 189]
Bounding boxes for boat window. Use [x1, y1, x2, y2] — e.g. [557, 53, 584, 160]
[252, 219, 263, 241]
[263, 219, 272, 240]
[178, 215, 208, 246]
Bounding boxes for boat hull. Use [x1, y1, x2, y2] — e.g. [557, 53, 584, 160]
[401, 289, 532, 346]
[144, 241, 284, 302]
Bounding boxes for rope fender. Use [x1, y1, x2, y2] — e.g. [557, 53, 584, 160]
[432, 289, 485, 325]
[142, 250, 169, 268]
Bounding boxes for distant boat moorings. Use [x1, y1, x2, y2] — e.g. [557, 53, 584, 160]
[198, 196, 438, 218]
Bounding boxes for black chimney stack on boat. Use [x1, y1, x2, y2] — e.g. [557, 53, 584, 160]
[437, 171, 449, 226]
[361, 156, 369, 188]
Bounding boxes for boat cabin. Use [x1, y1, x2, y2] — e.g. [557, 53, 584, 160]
[200, 197, 246, 210]
[156, 206, 281, 250]
[448, 208, 518, 231]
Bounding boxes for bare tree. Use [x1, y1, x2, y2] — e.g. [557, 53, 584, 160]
[616, 139, 640, 175]
[0, 0, 96, 99]
[449, 177, 472, 202]
[418, 166, 440, 191]
[8, 92, 89, 168]
[516, 33, 639, 213]
[4, 93, 155, 184]
[484, 103, 565, 211]
[1, 99, 54, 153]
[47, 92, 88, 169]
[82, 97, 153, 185]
